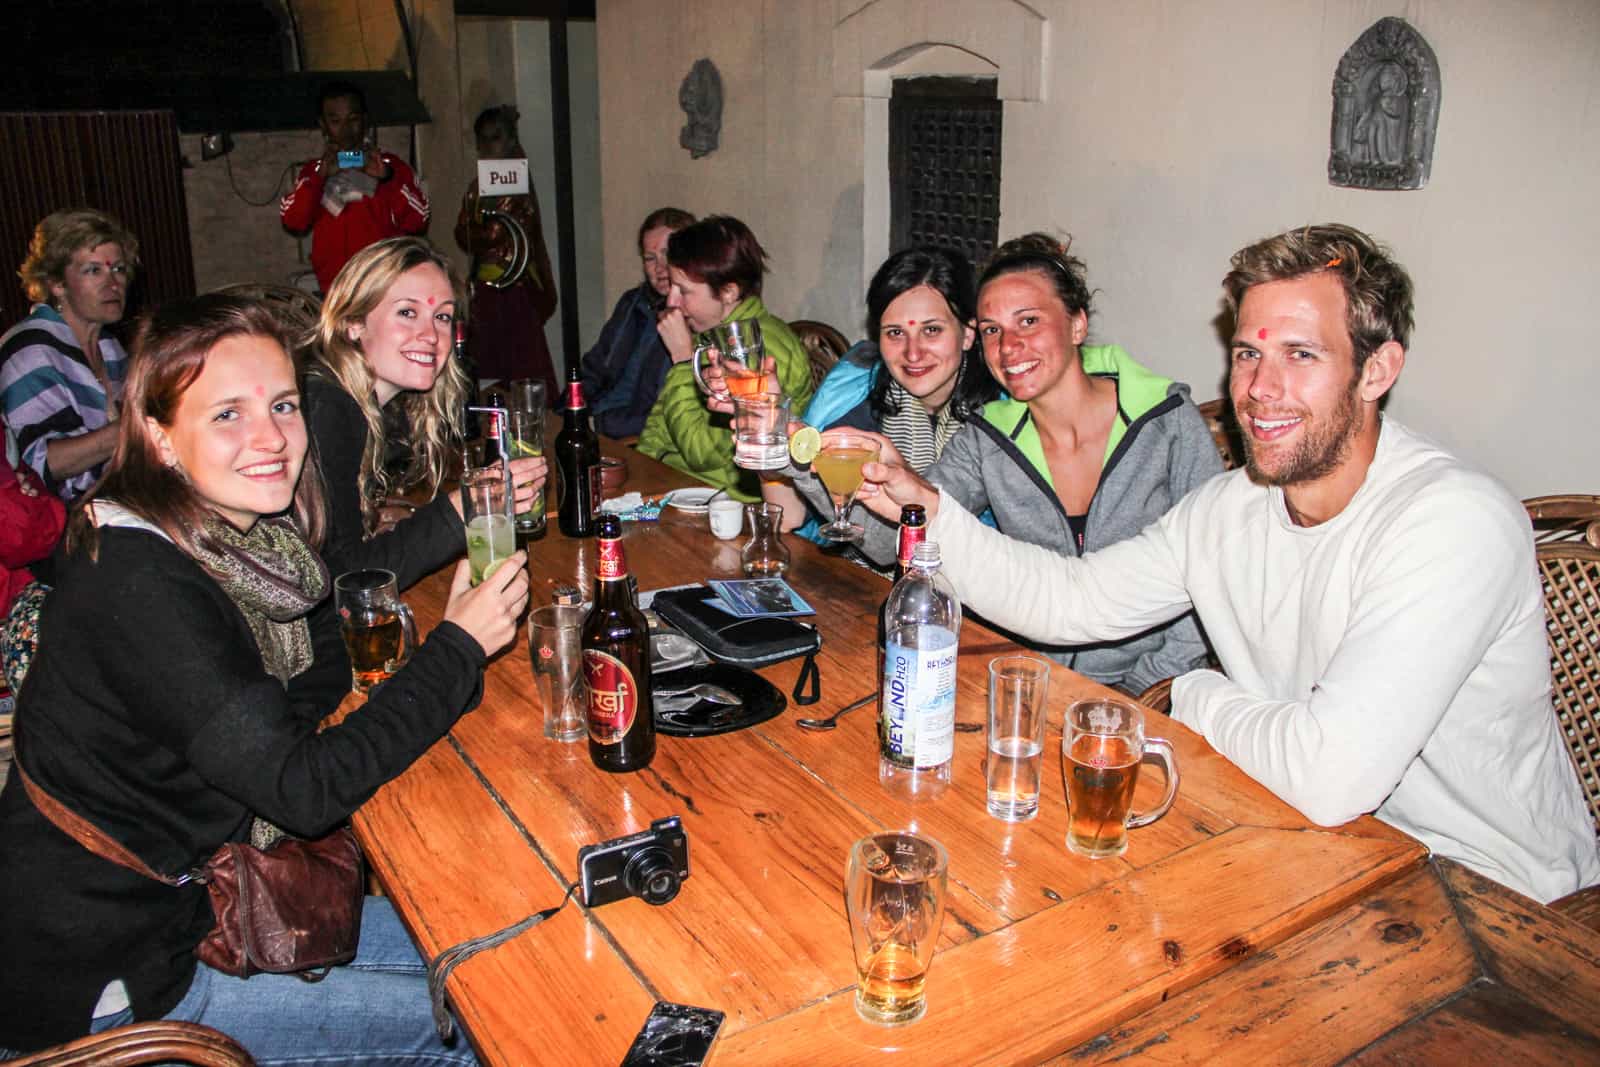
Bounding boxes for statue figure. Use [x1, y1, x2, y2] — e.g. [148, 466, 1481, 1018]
[679, 58, 723, 159]
[1329, 18, 1440, 190]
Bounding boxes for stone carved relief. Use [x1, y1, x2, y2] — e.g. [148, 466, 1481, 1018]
[679, 58, 723, 159]
[1329, 18, 1440, 190]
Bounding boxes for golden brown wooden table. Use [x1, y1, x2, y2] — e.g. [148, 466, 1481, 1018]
[343, 443, 1438, 1065]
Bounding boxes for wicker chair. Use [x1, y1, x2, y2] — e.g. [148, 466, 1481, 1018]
[1195, 398, 1245, 472]
[1137, 676, 1174, 715]
[789, 320, 849, 392]
[1536, 540, 1600, 839]
[1524, 494, 1600, 546]
[10, 1021, 254, 1066]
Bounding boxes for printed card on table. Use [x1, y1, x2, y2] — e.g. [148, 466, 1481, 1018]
[707, 579, 815, 618]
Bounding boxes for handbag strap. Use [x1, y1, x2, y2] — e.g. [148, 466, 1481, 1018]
[17, 762, 187, 887]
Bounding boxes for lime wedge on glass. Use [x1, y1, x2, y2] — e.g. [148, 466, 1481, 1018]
[789, 425, 822, 466]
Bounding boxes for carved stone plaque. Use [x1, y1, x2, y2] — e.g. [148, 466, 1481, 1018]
[1329, 18, 1440, 190]
[679, 58, 722, 159]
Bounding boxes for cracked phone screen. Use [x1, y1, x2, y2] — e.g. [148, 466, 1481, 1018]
[618, 1001, 726, 1067]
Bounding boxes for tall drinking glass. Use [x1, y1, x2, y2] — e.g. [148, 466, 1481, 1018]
[1062, 699, 1179, 858]
[814, 432, 881, 543]
[507, 403, 546, 542]
[530, 603, 586, 742]
[732, 393, 790, 470]
[846, 830, 949, 1026]
[461, 466, 516, 586]
[985, 655, 1051, 821]
[335, 569, 417, 694]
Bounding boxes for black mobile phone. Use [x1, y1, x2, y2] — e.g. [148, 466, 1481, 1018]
[617, 1001, 725, 1067]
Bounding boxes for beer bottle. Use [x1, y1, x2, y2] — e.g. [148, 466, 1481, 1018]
[480, 387, 508, 466]
[554, 362, 601, 537]
[581, 514, 656, 772]
[877, 504, 928, 672]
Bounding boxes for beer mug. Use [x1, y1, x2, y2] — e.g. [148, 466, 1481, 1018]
[335, 569, 418, 694]
[691, 318, 765, 395]
[1061, 699, 1179, 858]
[845, 830, 949, 1026]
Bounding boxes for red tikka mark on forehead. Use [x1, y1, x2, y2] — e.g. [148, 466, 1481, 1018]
[254, 384, 265, 397]
[1258, 328, 1269, 341]
[427, 296, 436, 306]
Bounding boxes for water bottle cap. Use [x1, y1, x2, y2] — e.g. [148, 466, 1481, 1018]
[912, 541, 941, 565]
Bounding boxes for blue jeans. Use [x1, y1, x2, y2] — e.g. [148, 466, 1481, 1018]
[89, 899, 478, 1066]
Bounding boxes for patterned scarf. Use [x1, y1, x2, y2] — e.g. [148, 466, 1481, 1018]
[879, 378, 964, 473]
[191, 515, 329, 686]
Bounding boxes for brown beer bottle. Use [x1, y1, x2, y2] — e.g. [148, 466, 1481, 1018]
[554, 362, 600, 537]
[581, 514, 656, 772]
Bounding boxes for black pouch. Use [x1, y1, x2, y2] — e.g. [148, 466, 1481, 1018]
[650, 586, 822, 705]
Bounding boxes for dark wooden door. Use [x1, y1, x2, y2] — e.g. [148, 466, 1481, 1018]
[889, 77, 1002, 266]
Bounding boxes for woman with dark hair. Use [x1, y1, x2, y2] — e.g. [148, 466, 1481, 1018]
[636, 215, 814, 499]
[845, 233, 1222, 696]
[0, 292, 524, 1060]
[577, 206, 696, 438]
[764, 246, 998, 542]
[453, 105, 559, 395]
[306, 236, 544, 585]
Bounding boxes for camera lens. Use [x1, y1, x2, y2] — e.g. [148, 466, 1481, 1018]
[623, 846, 681, 906]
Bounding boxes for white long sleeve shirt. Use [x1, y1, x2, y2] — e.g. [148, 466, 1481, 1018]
[929, 418, 1599, 903]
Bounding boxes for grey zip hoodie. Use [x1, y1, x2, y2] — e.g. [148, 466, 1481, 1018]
[861, 344, 1224, 694]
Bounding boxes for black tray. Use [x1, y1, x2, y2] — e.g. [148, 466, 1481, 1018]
[652, 664, 785, 737]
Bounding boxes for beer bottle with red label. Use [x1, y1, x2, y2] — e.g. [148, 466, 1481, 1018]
[877, 504, 928, 663]
[554, 362, 601, 537]
[581, 514, 655, 772]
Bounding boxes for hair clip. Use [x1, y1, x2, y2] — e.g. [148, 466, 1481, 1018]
[1326, 256, 1344, 267]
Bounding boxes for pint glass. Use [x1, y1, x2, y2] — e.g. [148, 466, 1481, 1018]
[845, 830, 948, 1026]
[1062, 699, 1179, 858]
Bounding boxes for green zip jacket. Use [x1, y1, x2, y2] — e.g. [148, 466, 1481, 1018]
[636, 295, 814, 500]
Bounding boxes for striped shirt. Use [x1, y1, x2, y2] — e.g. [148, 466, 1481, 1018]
[0, 304, 127, 500]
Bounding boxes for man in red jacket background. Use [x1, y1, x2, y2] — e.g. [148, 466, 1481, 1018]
[280, 81, 431, 292]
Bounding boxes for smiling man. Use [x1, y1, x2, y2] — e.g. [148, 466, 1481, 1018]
[854, 224, 1600, 903]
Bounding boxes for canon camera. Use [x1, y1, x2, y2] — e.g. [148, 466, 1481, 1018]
[578, 816, 689, 908]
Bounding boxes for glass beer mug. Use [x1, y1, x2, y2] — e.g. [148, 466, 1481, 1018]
[335, 569, 418, 694]
[1061, 699, 1179, 858]
[691, 318, 765, 395]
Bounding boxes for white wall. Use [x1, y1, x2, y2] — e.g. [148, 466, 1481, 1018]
[595, 0, 1600, 496]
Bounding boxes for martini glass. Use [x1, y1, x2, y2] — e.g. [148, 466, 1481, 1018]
[814, 432, 881, 543]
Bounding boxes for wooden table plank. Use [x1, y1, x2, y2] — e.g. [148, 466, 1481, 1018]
[714, 825, 1424, 1065]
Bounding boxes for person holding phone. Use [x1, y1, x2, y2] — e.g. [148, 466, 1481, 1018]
[280, 81, 431, 294]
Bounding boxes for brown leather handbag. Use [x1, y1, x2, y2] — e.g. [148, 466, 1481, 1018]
[19, 764, 364, 979]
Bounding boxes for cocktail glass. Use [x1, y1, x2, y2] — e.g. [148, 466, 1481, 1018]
[814, 432, 881, 543]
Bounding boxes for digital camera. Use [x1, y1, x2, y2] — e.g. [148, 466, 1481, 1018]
[578, 816, 690, 908]
[337, 149, 366, 169]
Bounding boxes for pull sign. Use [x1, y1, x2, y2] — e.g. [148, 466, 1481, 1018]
[478, 158, 530, 196]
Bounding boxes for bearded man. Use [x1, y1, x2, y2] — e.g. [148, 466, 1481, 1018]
[847, 223, 1599, 904]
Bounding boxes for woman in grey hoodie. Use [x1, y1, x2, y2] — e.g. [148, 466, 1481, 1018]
[847, 233, 1223, 696]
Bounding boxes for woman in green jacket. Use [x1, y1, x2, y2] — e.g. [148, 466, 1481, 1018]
[636, 215, 813, 499]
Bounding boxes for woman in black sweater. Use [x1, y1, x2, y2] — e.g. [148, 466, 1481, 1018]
[0, 294, 526, 1060]
[305, 237, 545, 588]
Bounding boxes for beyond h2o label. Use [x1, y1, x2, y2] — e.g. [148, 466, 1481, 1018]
[880, 625, 957, 768]
[584, 650, 638, 743]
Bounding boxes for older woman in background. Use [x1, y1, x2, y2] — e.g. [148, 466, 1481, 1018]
[637, 215, 813, 499]
[0, 209, 138, 500]
[578, 206, 695, 438]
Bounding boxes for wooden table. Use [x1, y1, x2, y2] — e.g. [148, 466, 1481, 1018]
[342, 444, 1593, 1065]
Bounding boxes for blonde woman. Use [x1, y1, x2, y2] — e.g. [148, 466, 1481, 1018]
[307, 236, 545, 585]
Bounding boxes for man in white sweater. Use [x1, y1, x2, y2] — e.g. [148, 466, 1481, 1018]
[847, 224, 1599, 904]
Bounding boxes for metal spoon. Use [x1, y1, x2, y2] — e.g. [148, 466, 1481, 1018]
[796, 692, 876, 731]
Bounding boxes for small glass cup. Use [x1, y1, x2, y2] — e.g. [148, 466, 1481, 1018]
[846, 830, 949, 1026]
[741, 502, 790, 576]
[530, 604, 586, 742]
[985, 655, 1052, 821]
[732, 393, 790, 471]
[461, 466, 516, 586]
[1062, 699, 1179, 858]
[335, 569, 417, 694]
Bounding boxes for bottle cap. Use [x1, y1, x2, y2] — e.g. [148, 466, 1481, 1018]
[551, 584, 581, 605]
[912, 541, 941, 566]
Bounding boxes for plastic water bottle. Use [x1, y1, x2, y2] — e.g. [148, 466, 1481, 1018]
[879, 541, 962, 798]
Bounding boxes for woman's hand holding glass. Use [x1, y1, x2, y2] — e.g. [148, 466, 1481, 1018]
[442, 551, 529, 657]
[703, 353, 779, 415]
[507, 454, 548, 512]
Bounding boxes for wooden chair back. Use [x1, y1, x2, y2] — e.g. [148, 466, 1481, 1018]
[1536, 540, 1600, 837]
[10, 1021, 254, 1066]
[1195, 398, 1245, 472]
[789, 319, 849, 391]
[1525, 494, 1600, 545]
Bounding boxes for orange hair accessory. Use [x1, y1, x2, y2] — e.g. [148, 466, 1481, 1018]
[1326, 256, 1344, 267]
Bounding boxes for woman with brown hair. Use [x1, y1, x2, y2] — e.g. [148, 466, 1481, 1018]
[0, 292, 523, 1060]
[307, 236, 545, 585]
